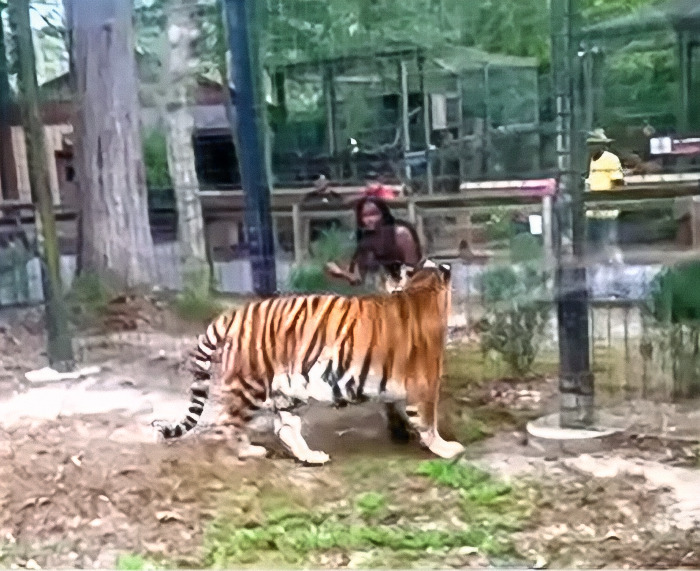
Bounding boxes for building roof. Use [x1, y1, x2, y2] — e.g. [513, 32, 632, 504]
[582, 0, 700, 39]
[431, 46, 538, 73]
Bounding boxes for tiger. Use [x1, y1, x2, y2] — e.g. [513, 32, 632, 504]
[152, 259, 464, 465]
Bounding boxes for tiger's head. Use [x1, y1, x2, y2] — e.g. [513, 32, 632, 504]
[384, 259, 452, 293]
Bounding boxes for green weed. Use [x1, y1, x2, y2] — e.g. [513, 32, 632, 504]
[172, 290, 225, 324]
[354, 491, 386, 519]
[115, 553, 158, 570]
[204, 515, 501, 568]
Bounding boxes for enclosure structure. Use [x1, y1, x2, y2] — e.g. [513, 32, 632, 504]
[267, 45, 544, 191]
[580, 0, 700, 157]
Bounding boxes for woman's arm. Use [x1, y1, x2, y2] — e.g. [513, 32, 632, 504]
[325, 254, 362, 285]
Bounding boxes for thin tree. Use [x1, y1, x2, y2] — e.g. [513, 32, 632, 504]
[163, 0, 210, 294]
[64, 0, 157, 290]
[8, 0, 74, 370]
[0, 1, 18, 200]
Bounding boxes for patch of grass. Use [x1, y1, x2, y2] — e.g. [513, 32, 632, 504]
[204, 514, 502, 568]
[445, 345, 559, 388]
[354, 491, 386, 519]
[200, 457, 532, 568]
[443, 347, 556, 446]
[65, 271, 113, 322]
[65, 271, 120, 328]
[415, 459, 491, 490]
[115, 553, 159, 570]
[416, 459, 534, 527]
[172, 290, 225, 324]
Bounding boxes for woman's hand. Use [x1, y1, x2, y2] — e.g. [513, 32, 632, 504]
[325, 262, 361, 285]
[325, 261, 346, 278]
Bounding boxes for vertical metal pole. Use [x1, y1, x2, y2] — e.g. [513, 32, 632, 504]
[400, 60, 411, 181]
[482, 64, 491, 178]
[0, 6, 18, 200]
[678, 31, 690, 133]
[224, 0, 276, 295]
[323, 64, 339, 179]
[542, 195, 553, 265]
[419, 55, 434, 195]
[552, 0, 593, 428]
[292, 203, 302, 264]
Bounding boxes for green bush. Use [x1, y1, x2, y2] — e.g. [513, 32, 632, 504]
[642, 262, 700, 399]
[287, 228, 360, 294]
[142, 129, 172, 190]
[478, 261, 549, 376]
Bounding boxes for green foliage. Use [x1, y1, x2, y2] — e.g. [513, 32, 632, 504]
[287, 228, 359, 294]
[642, 262, 700, 399]
[581, 0, 667, 24]
[478, 261, 550, 376]
[416, 459, 531, 527]
[142, 129, 171, 190]
[205, 517, 497, 567]
[195, 453, 534, 568]
[458, 0, 549, 65]
[65, 272, 115, 324]
[172, 288, 224, 325]
[354, 491, 387, 519]
[646, 262, 700, 325]
[415, 460, 491, 490]
[115, 554, 158, 571]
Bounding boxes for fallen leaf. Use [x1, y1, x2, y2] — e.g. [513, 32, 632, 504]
[19, 497, 49, 511]
[155, 510, 184, 523]
[603, 530, 621, 541]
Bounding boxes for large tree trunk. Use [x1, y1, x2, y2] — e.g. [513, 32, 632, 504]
[164, 0, 210, 294]
[9, 0, 73, 370]
[66, 0, 156, 290]
[0, 6, 18, 200]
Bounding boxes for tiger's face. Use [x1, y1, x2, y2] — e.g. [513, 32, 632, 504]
[384, 259, 452, 293]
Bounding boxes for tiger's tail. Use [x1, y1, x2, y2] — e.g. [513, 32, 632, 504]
[152, 316, 229, 439]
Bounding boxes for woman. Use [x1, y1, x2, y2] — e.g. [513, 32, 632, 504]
[325, 196, 422, 288]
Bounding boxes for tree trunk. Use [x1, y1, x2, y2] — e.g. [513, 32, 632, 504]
[164, 0, 210, 294]
[9, 0, 74, 370]
[0, 6, 18, 200]
[66, 0, 157, 290]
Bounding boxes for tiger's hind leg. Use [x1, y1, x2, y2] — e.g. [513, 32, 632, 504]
[273, 409, 330, 465]
[216, 377, 272, 460]
[384, 402, 411, 443]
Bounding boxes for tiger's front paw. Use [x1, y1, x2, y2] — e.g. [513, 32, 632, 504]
[301, 449, 330, 465]
[429, 438, 465, 459]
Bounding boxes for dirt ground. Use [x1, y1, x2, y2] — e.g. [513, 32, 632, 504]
[1, 300, 700, 569]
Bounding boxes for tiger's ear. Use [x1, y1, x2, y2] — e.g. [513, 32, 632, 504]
[439, 263, 452, 281]
[421, 258, 437, 269]
[403, 263, 418, 278]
